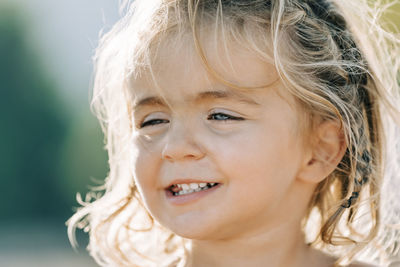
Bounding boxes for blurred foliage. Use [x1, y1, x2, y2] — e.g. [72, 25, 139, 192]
[0, 5, 107, 223]
[0, 6, 68, 220]
[57, 114, 108, 210]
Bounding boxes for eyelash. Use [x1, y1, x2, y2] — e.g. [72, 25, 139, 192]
[140, 119, 169, 128]
[139, 112, 244, 128]
[207, 112, 244, 122]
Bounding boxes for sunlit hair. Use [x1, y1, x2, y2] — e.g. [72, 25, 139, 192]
[67, 0, 400, 266]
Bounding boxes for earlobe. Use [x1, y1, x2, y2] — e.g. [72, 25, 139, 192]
[297, 120, 347, 184]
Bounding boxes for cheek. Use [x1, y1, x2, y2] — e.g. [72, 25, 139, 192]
[209, 124, 301, 192]
[132, 140, 161, 201]
[211, 124, 295, 167]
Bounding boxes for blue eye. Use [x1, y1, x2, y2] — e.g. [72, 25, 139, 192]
[208, 113, 244, 121]
[140, 119, 169, 128]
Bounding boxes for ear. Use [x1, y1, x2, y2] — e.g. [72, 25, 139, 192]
[297, 120, 347, 184]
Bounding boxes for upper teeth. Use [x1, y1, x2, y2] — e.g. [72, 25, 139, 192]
[172, 182, 216, 196]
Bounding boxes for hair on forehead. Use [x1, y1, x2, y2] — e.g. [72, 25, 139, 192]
[127, 0, 277, 84]
[128, 18, 277, 112]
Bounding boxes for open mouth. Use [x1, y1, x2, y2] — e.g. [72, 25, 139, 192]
[168, 182, 220, 196]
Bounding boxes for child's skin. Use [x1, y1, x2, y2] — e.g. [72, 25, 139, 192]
[130, 34, 366, 267]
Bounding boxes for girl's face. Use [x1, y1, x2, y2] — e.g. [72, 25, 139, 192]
[130, 37, 314, 240]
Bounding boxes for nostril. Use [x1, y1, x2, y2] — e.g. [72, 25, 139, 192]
[161, 142, 205, 161]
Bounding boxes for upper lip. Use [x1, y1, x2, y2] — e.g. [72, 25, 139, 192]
[164, 178, 220, 189]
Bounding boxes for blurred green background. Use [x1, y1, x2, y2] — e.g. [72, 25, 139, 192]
[0, 0, 118, 266]
[0, 0, 398, 266]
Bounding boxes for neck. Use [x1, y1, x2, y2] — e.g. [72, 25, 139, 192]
[184, 220, 313, 267]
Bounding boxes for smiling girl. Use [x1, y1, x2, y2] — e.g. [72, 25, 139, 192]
[68, 0, 400, 266]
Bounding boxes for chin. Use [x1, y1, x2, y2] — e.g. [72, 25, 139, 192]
[163, 217, 224, 241]
[167, 225, 214, 240]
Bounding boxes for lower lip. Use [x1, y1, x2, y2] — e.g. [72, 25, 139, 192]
[165, 184, 222, 205]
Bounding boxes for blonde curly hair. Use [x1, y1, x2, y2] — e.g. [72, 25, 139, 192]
[67, 0, 400, 266]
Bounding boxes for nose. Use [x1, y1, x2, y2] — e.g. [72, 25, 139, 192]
[161, 122, 205, 162]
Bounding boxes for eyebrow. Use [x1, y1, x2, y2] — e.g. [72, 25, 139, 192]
[133, 90, 260, 111]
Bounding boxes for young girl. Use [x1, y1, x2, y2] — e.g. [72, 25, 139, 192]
[67, 0, 400, 266]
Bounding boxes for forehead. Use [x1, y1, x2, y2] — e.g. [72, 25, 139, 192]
[129, 30, 279, 105]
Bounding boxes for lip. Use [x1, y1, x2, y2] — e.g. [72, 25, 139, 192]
[164, 180, 222, 206]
